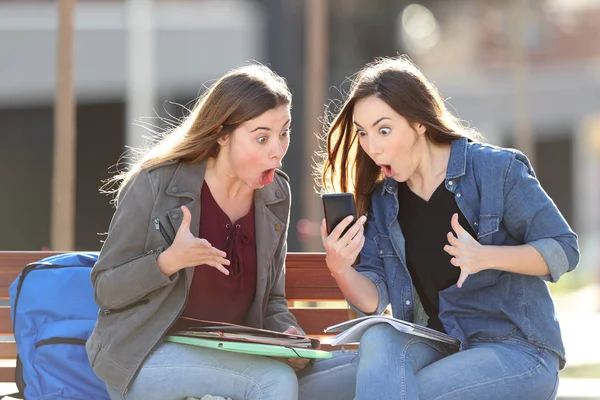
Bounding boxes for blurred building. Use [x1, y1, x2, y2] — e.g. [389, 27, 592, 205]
[411, 0, 600, 266]
[1, 0, 598, 258]
[0, 0, 267, 250]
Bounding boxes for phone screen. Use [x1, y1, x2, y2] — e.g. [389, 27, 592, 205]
[322, 193, 357, 236]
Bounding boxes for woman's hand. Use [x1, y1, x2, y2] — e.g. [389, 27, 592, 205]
[444, 213, 488, 288]
[320, 215, 367, 277]
[273, 326, 311, 371]
[157, 206, 230, 276]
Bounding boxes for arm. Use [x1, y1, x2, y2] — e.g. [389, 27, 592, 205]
[445, 152, 579, 285]
[91, 170, 173, 310]
[321, 213, 390, 316]
[500, 152, 579, 281]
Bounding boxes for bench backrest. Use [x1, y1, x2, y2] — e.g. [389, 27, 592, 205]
[0, 251, 350, 382]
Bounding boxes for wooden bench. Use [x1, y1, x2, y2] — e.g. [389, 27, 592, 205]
[0, 251, 352, 382]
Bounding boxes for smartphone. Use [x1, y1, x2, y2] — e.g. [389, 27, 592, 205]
[322, 193, 357, 236]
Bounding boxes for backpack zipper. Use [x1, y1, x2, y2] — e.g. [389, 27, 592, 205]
[35, 337, 88, 348]
[12, 263, 93, 331]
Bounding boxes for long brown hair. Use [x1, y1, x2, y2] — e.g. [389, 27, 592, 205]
[105, 63, 291, 204]
[316, 56, 482, 218]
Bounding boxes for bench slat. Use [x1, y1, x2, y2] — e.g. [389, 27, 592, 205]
[0, 251, 62, 299]
[0, 342, 16, 359]
[285, 253, 344, 301]
[290, 307, 351, 336]
[0, 361, 15, 382]
[0, 308, 11, 335]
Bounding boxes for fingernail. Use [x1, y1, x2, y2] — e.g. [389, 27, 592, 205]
[346, 215, 354, 221]
[360, 216, 367, 222]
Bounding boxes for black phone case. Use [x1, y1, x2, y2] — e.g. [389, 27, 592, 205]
[322, 193, 357, 236]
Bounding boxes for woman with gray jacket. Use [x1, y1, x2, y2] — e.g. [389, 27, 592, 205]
[86, 64, 356, 400]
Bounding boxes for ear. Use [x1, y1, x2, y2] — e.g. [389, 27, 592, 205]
[216, 125, 229, 146]
[414, 122, 427, 136]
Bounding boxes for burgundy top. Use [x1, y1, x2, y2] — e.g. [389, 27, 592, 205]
[181, 182, 257, 324]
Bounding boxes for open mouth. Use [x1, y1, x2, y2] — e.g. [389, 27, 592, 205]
[380, 164, 393, 177]
[259, 168, 275, 185]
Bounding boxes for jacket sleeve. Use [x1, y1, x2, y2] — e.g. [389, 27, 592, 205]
[262, 240, 304, 334]
[262, 180, 304, 334]
[346, 213, 391, 317]
[503, 151, 580, 282]
[91, 170, 174, 310]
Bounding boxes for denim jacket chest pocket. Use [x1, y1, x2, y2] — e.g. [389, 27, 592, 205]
[476, 214, 499, 245]
[374, 234, 399, 286]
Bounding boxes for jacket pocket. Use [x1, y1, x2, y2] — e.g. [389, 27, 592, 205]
[374, 234, 398, 285]
[374, 234, 396, 257]
[100, 298, 150, 316]
[477, 214, 499, 239]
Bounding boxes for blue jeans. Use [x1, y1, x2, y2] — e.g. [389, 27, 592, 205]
[356, 324, 559, 400]
[106, 342, 357, 400]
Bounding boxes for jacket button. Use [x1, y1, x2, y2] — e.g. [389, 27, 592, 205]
[275, 190, 283, 199]
[448, 180, 453, 186]
[405, 300, 411, 305]
[474, 221, 479, 226]
[172, 186, 179, 193]
[275, 223, 281, 231]
[456, 193, 461, 198]
[172, 213, 179, 219]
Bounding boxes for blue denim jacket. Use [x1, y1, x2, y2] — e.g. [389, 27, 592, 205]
[350, 138, 579, 368]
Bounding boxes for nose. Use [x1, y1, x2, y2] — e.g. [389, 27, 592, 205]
[270, 139, 287, 160]
[362, 134, 383, 156]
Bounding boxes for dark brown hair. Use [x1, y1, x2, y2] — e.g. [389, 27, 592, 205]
[316, 56, 482, 217]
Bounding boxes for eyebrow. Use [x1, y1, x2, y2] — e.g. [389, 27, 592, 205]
[250, 119, 291, 133]
[353, 117, 391, 129]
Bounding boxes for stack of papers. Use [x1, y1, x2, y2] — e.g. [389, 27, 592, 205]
[169, 317, 320, 349]
[324, 315, 460, 346]
[165, 317, 331, 359]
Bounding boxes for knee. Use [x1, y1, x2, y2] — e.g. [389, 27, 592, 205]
[251, 362, 298, 400]
[360, 323, 402, 351]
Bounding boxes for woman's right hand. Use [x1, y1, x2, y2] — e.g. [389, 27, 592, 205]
[157, 206, 230, 276]
[320, 215, 367, 277]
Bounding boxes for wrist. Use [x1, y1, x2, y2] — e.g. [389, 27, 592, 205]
[157, 249, 178, 276]
[330, 266, 352, 281]
[479, 244, 496, 271]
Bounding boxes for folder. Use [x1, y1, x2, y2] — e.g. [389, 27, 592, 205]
[164, 335, 332, 359]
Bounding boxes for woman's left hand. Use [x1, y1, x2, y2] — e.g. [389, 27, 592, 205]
[274, 326, 311, 371]
[444, 213, 488, 288]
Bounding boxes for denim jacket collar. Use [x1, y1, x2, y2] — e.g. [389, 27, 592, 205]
[381, 137, 469, 195]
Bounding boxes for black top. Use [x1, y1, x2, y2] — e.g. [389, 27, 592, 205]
[397, 181, 477, 332]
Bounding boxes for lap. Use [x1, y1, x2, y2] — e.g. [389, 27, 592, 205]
[416, 338, 560, 400]
[297, 349, 358, 400]
[108, 342, 298, 400]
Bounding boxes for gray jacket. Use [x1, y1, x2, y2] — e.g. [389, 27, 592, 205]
[86, 160, 301, 394]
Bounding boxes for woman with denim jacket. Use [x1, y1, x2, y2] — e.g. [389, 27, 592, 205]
[87, 64, 357, 400]
[317, 56, 579, 400]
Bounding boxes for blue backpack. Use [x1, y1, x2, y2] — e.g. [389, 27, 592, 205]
[8, 252, 110, 400]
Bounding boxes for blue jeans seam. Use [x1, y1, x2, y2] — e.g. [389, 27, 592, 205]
[432, 359, 543, 400]
[400, 338, 433, 399]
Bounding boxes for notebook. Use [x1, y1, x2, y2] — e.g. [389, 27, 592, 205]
[165, 335, 332, 359]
